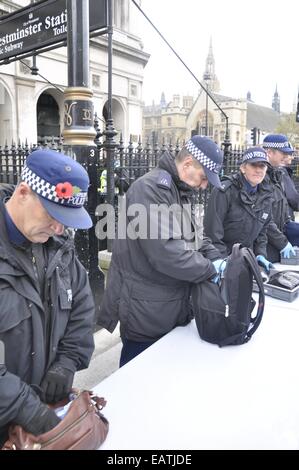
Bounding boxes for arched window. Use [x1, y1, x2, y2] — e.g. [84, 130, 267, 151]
[0, 83, 13, 146]
[102, 98, 125, 136]
[37, 92, 60, 143]
[196, 110, 214, 138]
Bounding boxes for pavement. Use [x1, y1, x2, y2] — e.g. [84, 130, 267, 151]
[73, 324, 122, 390]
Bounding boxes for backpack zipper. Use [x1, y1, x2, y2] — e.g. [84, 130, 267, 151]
[220, 270, 230, 318]
[225, 304, 229, 317]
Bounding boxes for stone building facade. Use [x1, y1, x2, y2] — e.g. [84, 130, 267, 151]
[143, 93, 194, 144]
[0, 0, 149, 146]
[143, 40, 280, 147]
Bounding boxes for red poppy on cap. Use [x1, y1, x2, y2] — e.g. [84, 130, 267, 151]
[56, 182, 73, 199]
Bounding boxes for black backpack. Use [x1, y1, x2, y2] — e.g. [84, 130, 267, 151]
[192, 244, 265, 347]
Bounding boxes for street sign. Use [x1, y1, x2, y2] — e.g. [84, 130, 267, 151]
[0, 0, 108, 62]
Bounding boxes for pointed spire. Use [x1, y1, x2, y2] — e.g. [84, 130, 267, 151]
[208, 37, 213, 59]
[272, 84, 280, 113]
[203, 36, 220, 92]
[160, 92, 166, 108]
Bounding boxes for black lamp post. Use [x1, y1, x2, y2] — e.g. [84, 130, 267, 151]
[63, 0, 103, 316]
[103, 0, 117, 253]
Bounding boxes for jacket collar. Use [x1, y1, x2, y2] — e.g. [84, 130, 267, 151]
[0, 198, 73, 278]
[158, 150, 199, 197]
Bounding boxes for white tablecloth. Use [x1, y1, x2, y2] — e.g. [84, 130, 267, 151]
[95, 263, 299, 450]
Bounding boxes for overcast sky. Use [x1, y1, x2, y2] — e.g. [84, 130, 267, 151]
[136, 0, 299, 112]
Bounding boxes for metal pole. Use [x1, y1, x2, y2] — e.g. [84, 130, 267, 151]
[63, 0, 103, 319]
[104, 0, 117, 253]
[66, 0, 89, 87]
[205, 85, 208, 137]
[203, 72, 210, 137]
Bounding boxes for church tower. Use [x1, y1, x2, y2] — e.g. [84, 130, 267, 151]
[202, 38, 220, 93]
[272, 85, 280, 113]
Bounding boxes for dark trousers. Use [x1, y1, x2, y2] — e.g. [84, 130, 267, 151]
[119, 338, 157, 367]
[285, 221, 299, 246]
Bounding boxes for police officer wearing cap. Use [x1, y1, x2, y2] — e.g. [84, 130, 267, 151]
[280, 147, 299, 220]
[0, 149, 95, 447]
[262, 134, 297, 262]
[204, 147, 274, 271]
[98, 135, 226, 366]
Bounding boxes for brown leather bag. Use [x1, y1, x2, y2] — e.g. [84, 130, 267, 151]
[2, 390, 109, 450]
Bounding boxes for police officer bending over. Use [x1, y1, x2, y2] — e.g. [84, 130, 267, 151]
[0, 150, 95, 447]
[98, 135, 226, 366]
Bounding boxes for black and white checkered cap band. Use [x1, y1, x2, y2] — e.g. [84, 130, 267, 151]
[263, 141, 289, 149]
[21, 164, 87, 207]
[243, 151, 267, 162]
[186, 140, 220, 174]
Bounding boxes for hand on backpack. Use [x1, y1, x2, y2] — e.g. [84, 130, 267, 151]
[211, 259, 227, 283]
[280, 242, 296, 259]
[256, 255, 274, 273]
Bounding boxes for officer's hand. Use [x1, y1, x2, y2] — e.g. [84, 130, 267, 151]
[211, 259, 227, 283]
[256, 255, 274, 273]
[24, 403, 60, 435]
[41, 363, 74, 404]
[280, 242, 296, 259]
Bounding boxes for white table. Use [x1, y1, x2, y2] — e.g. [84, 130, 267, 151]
[95, 263, 299, 450]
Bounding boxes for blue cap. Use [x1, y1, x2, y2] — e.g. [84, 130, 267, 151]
[242, 147, 269, 164]
[21, 149, 92, 229]
[262, 134, 294, 154]
[185, 135, 223, 188]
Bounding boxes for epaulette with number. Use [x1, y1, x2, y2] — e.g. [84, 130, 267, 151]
[156, 170, 172, 189]
[219, 178, 234, 192]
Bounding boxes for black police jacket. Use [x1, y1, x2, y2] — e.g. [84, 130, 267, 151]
[204, 172, 273, 257]
[280, 166, 299, 220]
[264, 167, 290, 251]
[0, 186, 95, 445]
[98, 151, 222, 342]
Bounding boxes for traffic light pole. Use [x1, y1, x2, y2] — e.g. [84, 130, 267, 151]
[251, 127, 257, 145]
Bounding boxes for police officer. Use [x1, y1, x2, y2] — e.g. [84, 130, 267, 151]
[280, 148, 299, 220]
[98, 135, 226, 366]
[0, 149, 95, 447]
[262, 134, 297, 263]
[204, 147, 273, 271]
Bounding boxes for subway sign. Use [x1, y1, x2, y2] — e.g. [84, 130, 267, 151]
[0, 0, 108, 62]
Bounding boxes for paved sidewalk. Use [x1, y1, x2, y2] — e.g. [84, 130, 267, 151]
[73, 325, 121, 390]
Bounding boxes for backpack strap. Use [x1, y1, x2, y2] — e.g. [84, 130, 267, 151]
[218, 246, 265, 347]
[243, 248, 265, 340]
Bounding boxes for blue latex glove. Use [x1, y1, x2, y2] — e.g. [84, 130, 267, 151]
[280, 242, 296, 259]
[256, 255, 274, 273]
[211, 259, 227, 283]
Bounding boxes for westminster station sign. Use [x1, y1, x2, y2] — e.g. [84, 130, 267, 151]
[0, 0, 108, 62]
